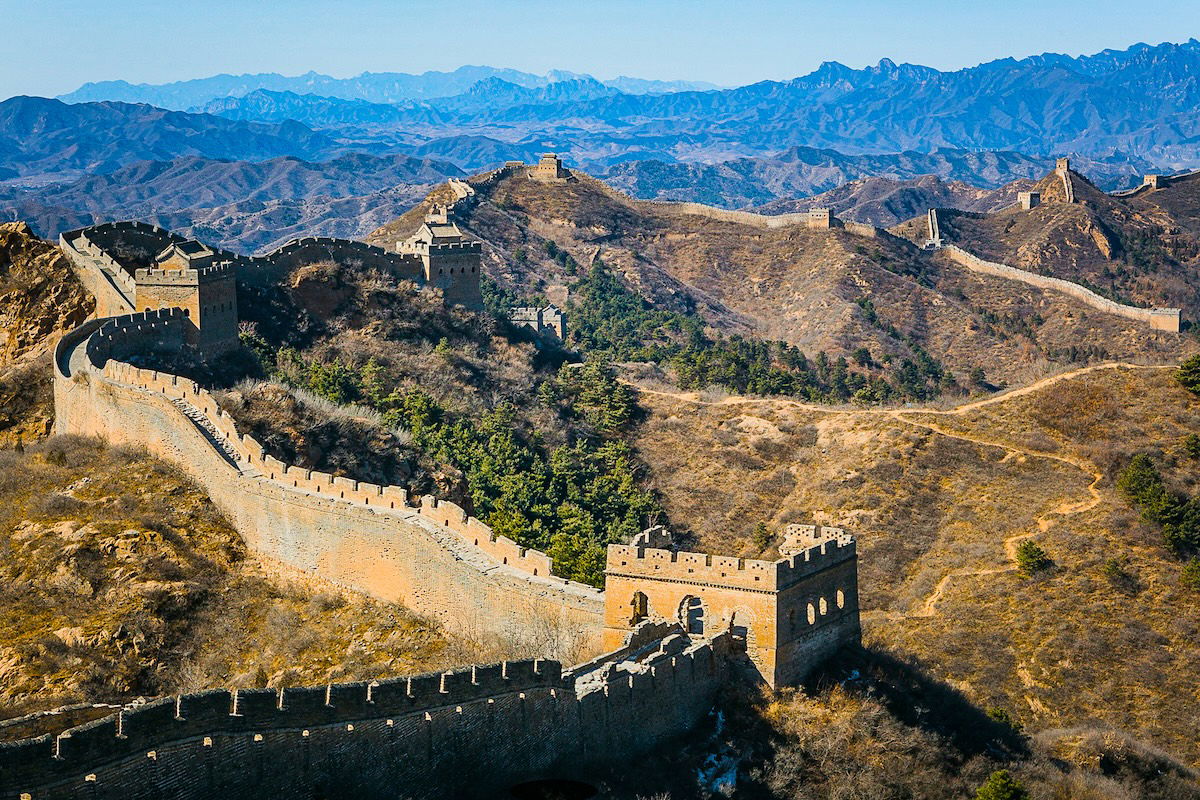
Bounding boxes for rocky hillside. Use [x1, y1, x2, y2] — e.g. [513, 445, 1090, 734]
[0, 436, 457, 720]
[601, 149, 1138, 210]
[756, 174, 1033, 227]
[0, 222, 93, 444]
[896, 166, 1200, 315]
[372, 170, 1193, 394]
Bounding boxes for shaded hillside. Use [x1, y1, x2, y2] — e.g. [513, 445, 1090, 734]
[372, 170, 1193, 392]
[0, 97, 337, 181]
[601, 149, 1137, 209]
[920, 166, 1200, 314]
[0, 153, 460, 250]
[628, 364, 1200, 767]
[0, 222, 93, 444]
[756, 174, 1033, 227]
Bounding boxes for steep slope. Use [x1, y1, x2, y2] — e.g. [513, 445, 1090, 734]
[0, 437, 454, 719]
[372, 170, 1192, 391]
[628, 364, 1200, 766]
[922, 166, 1200, 313]
[0, 222, 93, 443]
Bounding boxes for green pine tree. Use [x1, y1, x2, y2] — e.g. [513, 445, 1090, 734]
[974, 770, 1029, 800]
[1176, 355, 1200, 395]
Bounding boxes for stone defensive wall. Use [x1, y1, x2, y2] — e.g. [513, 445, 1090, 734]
[941, 243, 1181, 332]
[0, 630, 731, 799]
[604, 536, 859, 687]
[53, 314, 607, 654]
[58, 221, 432, 296]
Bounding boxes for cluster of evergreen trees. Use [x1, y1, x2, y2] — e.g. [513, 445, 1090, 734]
[566, 261, 953, 403]
[269, 348, 657, 586]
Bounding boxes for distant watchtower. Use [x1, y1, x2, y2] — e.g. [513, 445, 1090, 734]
[603, 523, 860, 687]
[806, 208, 833, 229]
[529, 153, 569, 183]
[134, 241, 238, 354]
[1018, 191, 1041, 210]
[397, 212, 483, 309]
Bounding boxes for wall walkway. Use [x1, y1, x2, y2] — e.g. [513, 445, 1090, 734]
[0, 632, 730, 799]
[53, 313, 606, 655]
[940, 244, 1181, 332]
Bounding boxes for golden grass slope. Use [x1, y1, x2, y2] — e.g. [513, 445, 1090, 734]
[0, 437, 457, 720]
[629, 364, 1200, 764]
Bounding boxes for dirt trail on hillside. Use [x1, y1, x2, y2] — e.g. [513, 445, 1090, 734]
[630, 361, 1164, 620]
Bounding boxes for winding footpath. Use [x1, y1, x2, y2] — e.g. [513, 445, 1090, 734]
[630, 362, 1174, 620]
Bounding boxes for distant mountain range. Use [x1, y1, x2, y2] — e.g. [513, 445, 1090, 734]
[67, 39, 1198, 170]
[0, 152, 460, 251]
[0, 96, 336, 180]
[58, 66, 719, 110]
[599, 148, 1148, 208]
[4, 39, 1200, 241]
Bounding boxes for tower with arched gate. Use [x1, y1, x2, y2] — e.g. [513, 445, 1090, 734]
[602, 524, 860, 687]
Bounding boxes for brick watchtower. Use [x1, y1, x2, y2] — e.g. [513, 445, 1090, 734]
[134, 241, 239, 355]
[397, 214, 483, 310]
[602, 524, 860, 687]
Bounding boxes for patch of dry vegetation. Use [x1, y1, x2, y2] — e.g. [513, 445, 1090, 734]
[0, 222, 93, 446]
[629, 365, 1200, 766]
[0, 436, 459, 720]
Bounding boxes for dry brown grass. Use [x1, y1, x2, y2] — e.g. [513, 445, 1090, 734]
[629, 365, 1200, 766]
[0, 437, 466, 720]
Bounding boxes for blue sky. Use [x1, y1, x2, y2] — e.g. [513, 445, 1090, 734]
[4, 0, 1199, 99]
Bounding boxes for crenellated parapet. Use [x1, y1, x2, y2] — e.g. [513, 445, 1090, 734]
[53, 314, 607, 662]
[603, 524, 860, 687]
[0, 629, 731, 799]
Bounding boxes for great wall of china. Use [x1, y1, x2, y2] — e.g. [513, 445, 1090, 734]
[14, 151, 1175, 798]
[0, 165, 862, 794]
[925, 206, 1182, 332]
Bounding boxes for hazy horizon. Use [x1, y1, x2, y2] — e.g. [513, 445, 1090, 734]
[5, 0, 1200, 100]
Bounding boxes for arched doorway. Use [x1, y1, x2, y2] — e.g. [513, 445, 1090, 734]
[729, 609, 751, 640]
[629, 591, 649, 625]
[680, 596, 705, 635]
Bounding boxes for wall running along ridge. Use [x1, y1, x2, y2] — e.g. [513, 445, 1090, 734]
[52, 312, 606, 654]
[940, 243, 1181, 332]
[0, 631, 733, 800]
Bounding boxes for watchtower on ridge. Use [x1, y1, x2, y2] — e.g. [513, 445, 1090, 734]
[603, 523, 860, 687]
[397, 211, 484, 309]
[133, 240, 239, 354]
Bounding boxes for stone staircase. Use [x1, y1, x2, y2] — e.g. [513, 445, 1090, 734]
[172, 398, 242, 468]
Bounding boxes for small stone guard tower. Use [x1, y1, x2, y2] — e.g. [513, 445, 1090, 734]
[397, 210, 484, 308]
[134, 240, 239, 354]
[603, 523, 860, 687]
